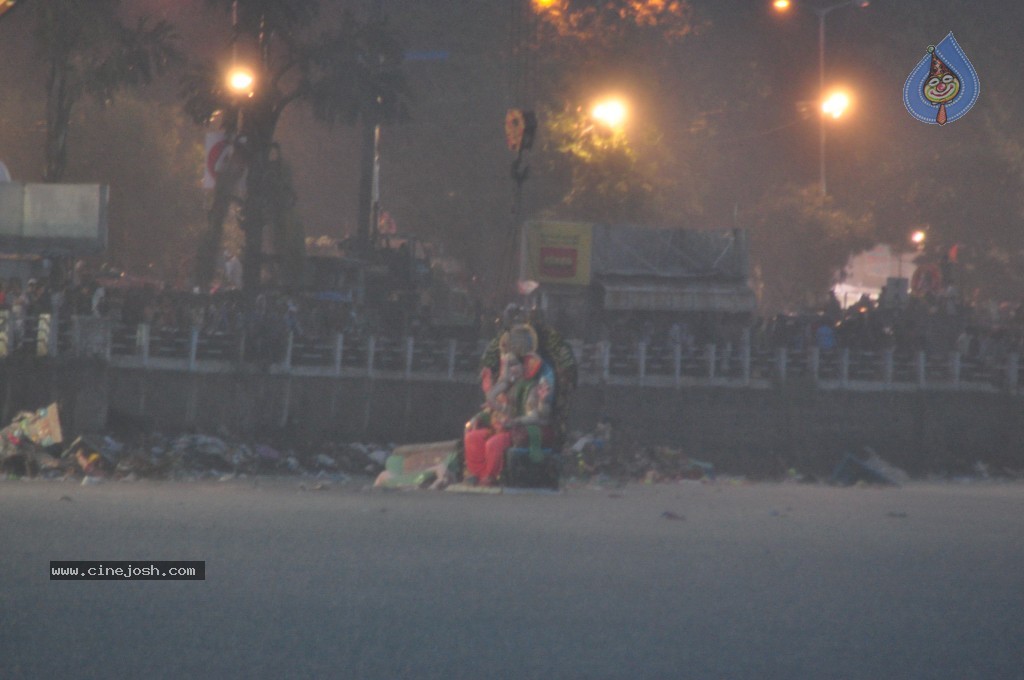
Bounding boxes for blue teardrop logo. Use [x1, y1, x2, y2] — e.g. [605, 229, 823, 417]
[903, 32, 980, 125]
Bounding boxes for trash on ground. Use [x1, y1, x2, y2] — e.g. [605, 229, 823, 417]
[830, 448, 908, 487]
[374, 440, 459, 490]
[1, 405, 392, 482]
[0, 403, 64, 477]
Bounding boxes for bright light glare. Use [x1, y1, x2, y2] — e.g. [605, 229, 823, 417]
[911, 230, 927, 245]
[591, 99, 628, 129]
[773, 0, 791, 10]
[227, 68, 255, 94]
[822, 91, 850, 119]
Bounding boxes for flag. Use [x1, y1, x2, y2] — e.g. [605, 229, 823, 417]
[202, 131, 230, 189]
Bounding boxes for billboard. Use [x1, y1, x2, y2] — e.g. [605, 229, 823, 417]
[0, 183, 108, 254]
[524, 220, 593, 286]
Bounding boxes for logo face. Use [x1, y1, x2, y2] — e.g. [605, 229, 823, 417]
[903, 32, 979, 125]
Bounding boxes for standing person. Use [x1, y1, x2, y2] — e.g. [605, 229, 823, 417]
[463, 324, 557, 487]
[823, 291, 842, 325]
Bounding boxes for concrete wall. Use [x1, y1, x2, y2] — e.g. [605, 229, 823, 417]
[106, 368, 481, 444]
[4, 362, 1021, 478]
[107, 367, 1024, 478]
[575, 383, 1024, 477]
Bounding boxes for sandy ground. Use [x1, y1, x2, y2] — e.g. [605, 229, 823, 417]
[1, 476, 1023, 680]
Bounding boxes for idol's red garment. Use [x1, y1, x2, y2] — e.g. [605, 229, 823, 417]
[463, 428, 511, 482]
[463, 424, 556, 483]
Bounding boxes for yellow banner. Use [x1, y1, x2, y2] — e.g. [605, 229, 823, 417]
[525, 221, 592, 286]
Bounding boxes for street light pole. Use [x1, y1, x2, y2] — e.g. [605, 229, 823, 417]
[787, 0, 869, 196]
[817, 9, 827, 196]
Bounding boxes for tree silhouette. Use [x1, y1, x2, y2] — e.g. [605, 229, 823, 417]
[182, 0, 408, 292]
[30, 0, 180, 182]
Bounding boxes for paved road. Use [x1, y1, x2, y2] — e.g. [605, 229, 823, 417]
[2, 477, 1022, 679]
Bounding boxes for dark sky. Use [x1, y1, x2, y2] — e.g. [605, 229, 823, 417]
[0, 0, 516, 246]
[2, 0, 1021, 290]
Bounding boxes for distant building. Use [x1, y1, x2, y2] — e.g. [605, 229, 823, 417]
[521, 221, 755, 341]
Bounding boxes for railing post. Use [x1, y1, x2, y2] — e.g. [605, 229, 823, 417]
[72, 315, 82, 357]
[367, 336, 376, 376]
[637, 341, 646, 385]
[334, 333, 345, 376]
[188, 326, 199, 371]
[48, 310, 60, 358]
[775, 347, 787, 384]
[283, 331, 294, 372]
[1006, 353, 1019, 394]
[916, 350, 927, 388]
[951, 351, 961, 388]
[35, 314, 51, 357]
[808, 346, 820, 384]
[741, 329, 751, 386]
[600, 340, 610, 382]
[839, 348, 850, 388]
[138, 323, 150, 367]
[673, 342, 682, 388]
[706, 343, 716, 380]
[569, 340, 584, 371]
[404, 336, 414, 377]
[0, 310, 8, 358]
[447, 339, 457, 380]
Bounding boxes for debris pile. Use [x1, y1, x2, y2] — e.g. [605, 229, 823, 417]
[568, 419, 715, 483]
[830, 448, 910, 487]
[1, 404, 389, 482]
[0, 403, 64, 477]
[103, 436, 388, 481]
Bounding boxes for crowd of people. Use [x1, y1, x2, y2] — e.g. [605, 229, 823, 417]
[0, 261, 502, 369]
[760, 287, 1024, 365]
[5, 256, 1024, 372]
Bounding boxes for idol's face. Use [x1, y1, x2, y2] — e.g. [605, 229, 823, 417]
[506, 357, 523, 381]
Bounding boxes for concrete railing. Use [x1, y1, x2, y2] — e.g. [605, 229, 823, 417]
[112, 322, 1023, 394]
[2, 315, 1021, 394]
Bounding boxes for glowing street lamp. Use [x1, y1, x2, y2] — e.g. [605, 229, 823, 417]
[773, 0, 871, 195]
[591, 98, 628, 130]
[822, 90, 850, 119]
[911, 229, 926, 247]
[227, 67, 255, 97]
